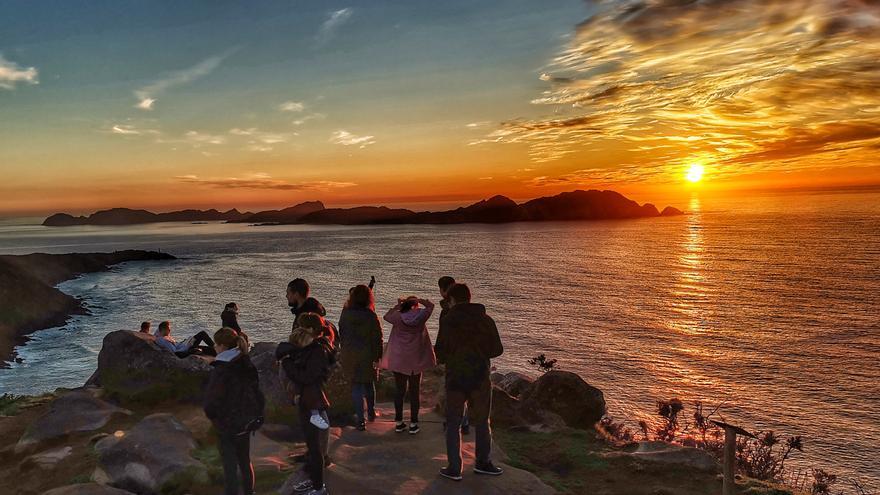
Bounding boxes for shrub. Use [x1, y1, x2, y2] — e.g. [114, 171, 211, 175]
[527, 354, 557, 373]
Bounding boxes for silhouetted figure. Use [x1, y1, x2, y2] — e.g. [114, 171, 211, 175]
[438, 276, 470, 435]
[277, 313, 335, 495]
[221, 302, 249, 348]
[339, 285, 383, 430]
[139, 321, 151, 334]
[435, 283, 504, 481]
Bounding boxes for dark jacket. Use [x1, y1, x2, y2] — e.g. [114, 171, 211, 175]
[203, 353, 265, 434]
[434, 303, 503, 392]
[291, 297, 327, 318]
[276, 337, 336, 410]
[439, 298, 452, 322]
[338, 307, 383, 383]
[221, 309, 242, 332]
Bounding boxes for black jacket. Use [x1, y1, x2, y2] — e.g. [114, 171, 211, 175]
[291, 297, 327, 318]
[276, 338, 336, 410]
[221, 309, 242, 332]
[435, 303, 503, 392]
[203, 353, 265, 434]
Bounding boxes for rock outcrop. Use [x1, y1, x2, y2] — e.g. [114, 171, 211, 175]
[93, 331, 212, 405]
[519, 370, 607, 429]
[492, 371, 535, 397]
[15, 388, 131, 453]
[43, 484, 135, 495]
[93, 413, 208, 495]
[0, 250, 175, 366]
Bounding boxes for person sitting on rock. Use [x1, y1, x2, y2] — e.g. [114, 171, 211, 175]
[139, 321, 151, 334]
[153, 320, 217, 357]
[221, 302, 250, 347]
[383, 296, 437, 435]
[203, 327, 265, 495]
[276, 312, 336, 495]
[434, 283, 504, 481]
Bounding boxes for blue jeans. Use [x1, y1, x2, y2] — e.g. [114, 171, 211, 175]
[351, 381, 376, 422]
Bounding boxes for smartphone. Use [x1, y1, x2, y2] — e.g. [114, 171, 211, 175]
[368, 276, 376, 289]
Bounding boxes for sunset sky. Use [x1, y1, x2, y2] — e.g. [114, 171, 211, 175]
[1, 0, 879, 215]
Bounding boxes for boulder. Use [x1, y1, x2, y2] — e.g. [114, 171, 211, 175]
[93, 413, 208, 494]
[489, 386, 528, 428]
[624, 441, 719, 472]
[519, 371, 606, 429]
[94, 330, 212, 404]
[19, 445, 72, 470]
[249, 340, 356, 423]
[43, 484, 135, 495]
[249, 342, 292, 417]
[494, 371, 534, 397]
[16, 388, 131, 453]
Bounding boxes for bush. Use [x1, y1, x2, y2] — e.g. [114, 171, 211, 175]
[527, 354, 557, 373]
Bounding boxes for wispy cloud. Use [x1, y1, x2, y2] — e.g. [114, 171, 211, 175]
[329, 130, 375, 148]
[292, 113, 325, 126]
[229, 127, 296, 151]
[183, 130, 226, 146]
[317, 8, 354, 45]
[175, 173, 356, 191]
[279, 100, 305, 112]
[110, 124, 159, 136]
[483, 0, 880, 182]
[0, 54, 38, 90]
[134, 50, 233, 110]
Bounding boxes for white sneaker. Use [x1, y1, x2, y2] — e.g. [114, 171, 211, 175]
[310, 412, 330, 430]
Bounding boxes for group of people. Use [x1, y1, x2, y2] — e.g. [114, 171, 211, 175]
[143, 276, 504, 495]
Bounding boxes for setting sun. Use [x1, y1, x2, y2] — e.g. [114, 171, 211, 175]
[686, 164, 705, 183]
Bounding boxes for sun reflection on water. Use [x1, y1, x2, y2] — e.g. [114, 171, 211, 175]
[669, 196, 711, 336]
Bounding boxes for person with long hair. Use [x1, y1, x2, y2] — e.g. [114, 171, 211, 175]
[338, 284, 383, 431]
[203, 327, 265, 495]
[383, 296, 437, 435]
[276, 312, 336, 495]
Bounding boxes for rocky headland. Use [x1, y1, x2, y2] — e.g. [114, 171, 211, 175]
[0, 251, 176, 366]
[0, 329, 797, 495]
[43, 189, 684, 227]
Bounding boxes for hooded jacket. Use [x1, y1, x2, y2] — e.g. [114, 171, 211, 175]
[276, 330, 336, 410]
[338, 306, 383, 383]
[203, 350, 265, 434]
[383, 301, 437, 375]
[434, 302, 503, 392]
[220, 309, 250, 347]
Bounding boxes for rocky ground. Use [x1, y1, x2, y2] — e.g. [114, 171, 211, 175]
[0, 330, 797, 494]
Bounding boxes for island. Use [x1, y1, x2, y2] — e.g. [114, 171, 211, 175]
[0, 251, 176, 366]
[43, 189, 684, 227]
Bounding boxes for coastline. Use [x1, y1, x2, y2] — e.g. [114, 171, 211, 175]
[0, 251, 176, 367]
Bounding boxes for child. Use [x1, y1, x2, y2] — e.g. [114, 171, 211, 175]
[203, 327, 265, 495]
[276, 312, 336, 430]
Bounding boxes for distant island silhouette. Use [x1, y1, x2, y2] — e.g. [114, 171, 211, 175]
[42, 189, 683, 227]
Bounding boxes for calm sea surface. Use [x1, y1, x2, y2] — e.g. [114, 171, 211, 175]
[1, 191, 878, 486]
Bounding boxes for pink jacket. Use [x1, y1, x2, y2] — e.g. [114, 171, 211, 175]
[382, 301, 437, 375]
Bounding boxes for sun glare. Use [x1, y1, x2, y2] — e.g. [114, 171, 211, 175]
[686, 164, 704, 183]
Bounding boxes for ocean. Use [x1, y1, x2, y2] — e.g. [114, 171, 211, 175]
[0, 190, 878, 487]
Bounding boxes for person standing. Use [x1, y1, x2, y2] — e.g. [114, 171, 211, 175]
[438, 276, 470, 435]
[434, 283, 504, 481]
[277, 313, 335, 495]
[284, 278, 334, 469]
[338, 285, 383, 431]
[383, 296, 437, 434]
[203, 327, 265, 495]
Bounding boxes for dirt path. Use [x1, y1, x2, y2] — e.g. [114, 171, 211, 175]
[276, 402, 555, 495]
